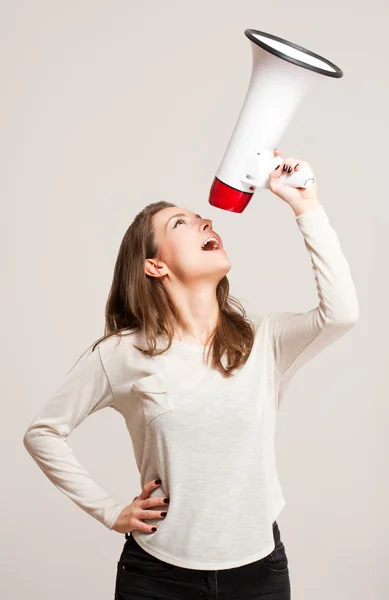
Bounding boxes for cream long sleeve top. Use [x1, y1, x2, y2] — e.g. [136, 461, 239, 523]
[23, 203, 359, 570]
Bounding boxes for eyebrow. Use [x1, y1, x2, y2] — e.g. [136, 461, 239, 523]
[165, 213, 202, 231]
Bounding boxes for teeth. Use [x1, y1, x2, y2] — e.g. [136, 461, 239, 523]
[201, 237, 220, 250]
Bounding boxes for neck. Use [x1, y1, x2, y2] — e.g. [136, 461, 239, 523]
[168, 283, 220, 345]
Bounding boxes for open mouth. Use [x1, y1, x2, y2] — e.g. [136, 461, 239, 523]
[201, 237, 222, 251]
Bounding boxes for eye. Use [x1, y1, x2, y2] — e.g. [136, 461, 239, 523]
[173, 218, 186, 229]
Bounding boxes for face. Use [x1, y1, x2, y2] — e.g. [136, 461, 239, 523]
[146, 206, 231, 284]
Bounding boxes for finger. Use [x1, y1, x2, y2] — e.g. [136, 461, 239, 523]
[287, 159, 302, 174]
[132, 519, 158, 533]
[273, 148, 283, 158]
[139, 478, 161, 500]
[270, 161, 283, 179]
[141, 496, 170, 509]
[272, 157, 292, 178]
[282, 158, 298, 174]
[140, 509, 168, 520]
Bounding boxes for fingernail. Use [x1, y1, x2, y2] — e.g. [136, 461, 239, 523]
[275, 165, 280, 170]
[288, 165, 292, 173]
[155, 479, 161, 484]
[164, 498, 170, 504]
[294, 163, 300, 170]
[283, 165, 288, 172]
[161, 512, 167, 517]
[151, 527, 157, 532]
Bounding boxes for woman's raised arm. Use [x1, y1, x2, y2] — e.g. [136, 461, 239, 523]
[266, 202, 359, 405]
[265, 152, 359, 407]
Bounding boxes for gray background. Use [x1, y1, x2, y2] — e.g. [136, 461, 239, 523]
[1, 1, 386, 598]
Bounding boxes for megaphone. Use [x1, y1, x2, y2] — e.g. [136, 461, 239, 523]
[208, 29, 343, 213]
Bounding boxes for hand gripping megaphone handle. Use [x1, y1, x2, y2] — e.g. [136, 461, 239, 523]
[242, 151, 316, 189]
[270, 155, 315, 189]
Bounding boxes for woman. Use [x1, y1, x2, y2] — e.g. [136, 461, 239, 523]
[23, 149, 359, 599]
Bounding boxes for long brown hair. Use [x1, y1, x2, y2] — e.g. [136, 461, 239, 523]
[88, 201, 255, 377]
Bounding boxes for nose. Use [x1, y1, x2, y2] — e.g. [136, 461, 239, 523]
[201, 218, 212, 231]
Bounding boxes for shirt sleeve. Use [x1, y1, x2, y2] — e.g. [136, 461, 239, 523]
[23, 344, 127, 530]
[266, 203, 359, 406]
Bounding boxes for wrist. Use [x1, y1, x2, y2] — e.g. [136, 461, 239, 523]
[289, 197, 321, 217]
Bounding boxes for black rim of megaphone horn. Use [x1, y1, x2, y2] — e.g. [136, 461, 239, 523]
[244, 29, 343, 78]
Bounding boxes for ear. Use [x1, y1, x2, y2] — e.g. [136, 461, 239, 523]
[144, 258, 168, 278]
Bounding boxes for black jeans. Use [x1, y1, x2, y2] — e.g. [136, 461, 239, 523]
[114, 521, 291, 599]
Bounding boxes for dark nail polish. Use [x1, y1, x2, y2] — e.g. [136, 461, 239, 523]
[283, 165, 287, 171]
[155, 479, 161, 484]
[275, 165, 280, 170]
[294, 163, 300, 170]
[151, 527, 157, 532]
[164, 498, 170, 504]
[288, 165, 292, 173]
[161, 512, 167, 517]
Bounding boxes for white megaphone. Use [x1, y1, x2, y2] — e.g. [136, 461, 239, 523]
[208, 29, 343, 213]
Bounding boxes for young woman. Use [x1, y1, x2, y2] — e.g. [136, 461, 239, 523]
[23, 149, 359, 599]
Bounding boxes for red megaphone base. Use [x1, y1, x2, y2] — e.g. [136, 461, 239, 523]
[208, 177, 254, 213]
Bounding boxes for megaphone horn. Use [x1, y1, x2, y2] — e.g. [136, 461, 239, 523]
[208, 29, 343, 213]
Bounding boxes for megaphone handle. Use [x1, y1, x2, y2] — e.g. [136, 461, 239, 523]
[267, 154, 315, 189]
[279, 164, 315, 189]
